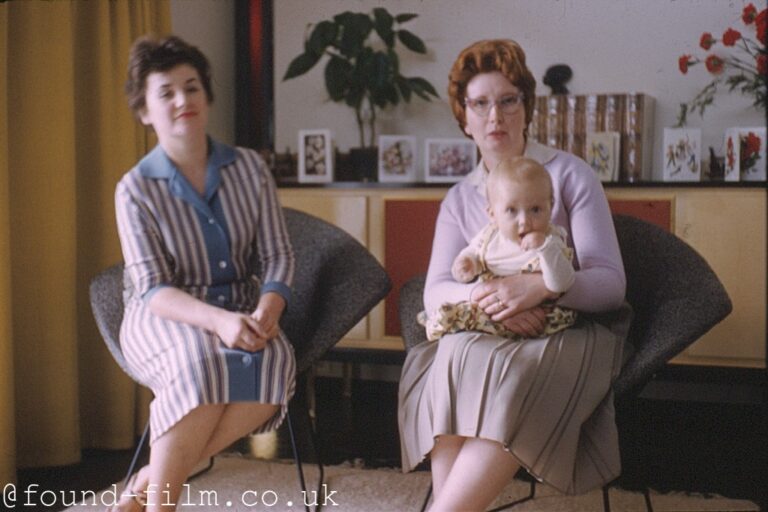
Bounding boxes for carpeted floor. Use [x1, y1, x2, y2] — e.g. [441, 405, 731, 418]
[63, 455, 759, 512]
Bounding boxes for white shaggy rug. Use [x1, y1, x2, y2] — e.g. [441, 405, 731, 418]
[64, 455, 759, 511]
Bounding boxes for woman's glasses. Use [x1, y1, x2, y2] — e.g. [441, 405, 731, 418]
[464, 94, 525, 116]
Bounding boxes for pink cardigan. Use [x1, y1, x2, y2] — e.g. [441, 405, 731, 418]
[424, 141, 626, 313]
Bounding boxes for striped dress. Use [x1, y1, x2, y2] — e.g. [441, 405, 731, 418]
[115, 139, 295, 444]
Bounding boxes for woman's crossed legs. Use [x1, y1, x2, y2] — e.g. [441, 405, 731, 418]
[114, 402, 278, 511]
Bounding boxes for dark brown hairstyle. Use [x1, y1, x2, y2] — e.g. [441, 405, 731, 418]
[447, 39, 536, 138]
[125, 35, 213, 116]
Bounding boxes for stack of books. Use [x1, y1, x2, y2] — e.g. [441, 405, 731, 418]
[529, 93, 655, 182]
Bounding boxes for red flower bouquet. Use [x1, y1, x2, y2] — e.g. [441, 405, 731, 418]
[740, 131, 763, 172]
[676, 3, 767, 126]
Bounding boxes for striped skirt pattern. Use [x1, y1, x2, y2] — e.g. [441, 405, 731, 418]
[120, 300, 296, 444]
[398, 314, 629, 495]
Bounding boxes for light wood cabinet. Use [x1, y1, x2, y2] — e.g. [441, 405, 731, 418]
[279, 186, 766, 369]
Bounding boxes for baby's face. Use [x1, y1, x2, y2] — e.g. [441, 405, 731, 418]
[488, 179, 552, 244]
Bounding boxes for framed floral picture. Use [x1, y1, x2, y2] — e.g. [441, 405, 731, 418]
[585, 131, 620, 182]
[662, 128, 701, 182]
[724, 127, 766, 182]
[424, 138, 477, 183]
[298, 129, 333, 183]
[378, 135, 417, 183]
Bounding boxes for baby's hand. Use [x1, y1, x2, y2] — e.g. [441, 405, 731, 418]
[520, 231, 547, 251]
[452, 256, 479, 283]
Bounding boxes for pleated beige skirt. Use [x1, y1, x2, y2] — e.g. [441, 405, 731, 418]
[398, 307, 631, 495]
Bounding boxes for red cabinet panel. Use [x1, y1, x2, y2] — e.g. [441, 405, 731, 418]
[608, 199, 672, 232]
[384, 200, 441, 336]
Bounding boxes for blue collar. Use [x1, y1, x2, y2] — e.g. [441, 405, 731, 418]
[138, 137, 237, 207]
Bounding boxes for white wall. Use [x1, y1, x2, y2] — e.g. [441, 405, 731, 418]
[171, 0, 236, 145]
[274, 0, 765, 180]
[171, 0, 764, 181]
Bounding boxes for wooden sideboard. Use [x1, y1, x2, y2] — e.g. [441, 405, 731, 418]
[278, 185, 766, 369]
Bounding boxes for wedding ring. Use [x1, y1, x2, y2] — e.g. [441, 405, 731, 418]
[497, 298, 504, 309]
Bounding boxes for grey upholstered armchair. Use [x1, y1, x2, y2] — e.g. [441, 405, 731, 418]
[398, 214, 732, 396]
[398, 214, 732, 510]
[90, 207, 391, 509]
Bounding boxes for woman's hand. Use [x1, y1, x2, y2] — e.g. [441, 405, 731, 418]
[499, 307, 548, 337]
[471, 273, 555, 321]
[213, 311, 268, 352]
[249, 292, 286, 343]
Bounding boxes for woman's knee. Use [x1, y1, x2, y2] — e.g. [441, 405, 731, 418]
[238, 402, 280, 423]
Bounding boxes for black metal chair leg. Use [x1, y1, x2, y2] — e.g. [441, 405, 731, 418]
[123, 422, 150, 488]
[189, 457, 215, 480]
[123, 421, 214, 489]
[419, 483, 433, 512]
[643, 487, 654, 512]
[603, 485, 611, 512]
[303, 401, 325, 511]
[287, 409, 311, 512]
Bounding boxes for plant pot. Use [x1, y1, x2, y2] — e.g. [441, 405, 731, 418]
[347, 147, 379, 182]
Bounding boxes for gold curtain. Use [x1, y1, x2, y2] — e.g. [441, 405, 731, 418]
[1, 2, 16, 487]
[0, 0, 171, 482]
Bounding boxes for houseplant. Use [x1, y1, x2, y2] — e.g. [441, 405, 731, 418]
[676, 2, 767, 126]
[283, 8, 439, 178]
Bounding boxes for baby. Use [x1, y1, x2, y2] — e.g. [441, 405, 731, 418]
[419, 157, 577, 341]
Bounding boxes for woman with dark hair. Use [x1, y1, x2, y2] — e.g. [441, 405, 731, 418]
[114, 35, 295, 511]
[398, 39, 629, 511]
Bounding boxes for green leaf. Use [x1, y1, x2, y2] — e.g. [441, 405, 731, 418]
[675, 103, 688, 128]
[396, 76, 412, 102]
[325, 56, 352, 101]
[408, 77, 440, 99]
[373, 8, 395, 47]
[384, 83, 399, 105]
[397, 30, 427, 54]
[345, 86, 364, 109]
[283, 52, 322, 80]
[333, 11, 354, 26]
[370, 51, 394, 89]
[371, 83, 399, 109]
[339, 13, 373, 58]
[370, 87, 389, 109]
[307, 21, 338, 55]
[395, 13, 419, 23]
[354, 47, 376, 81]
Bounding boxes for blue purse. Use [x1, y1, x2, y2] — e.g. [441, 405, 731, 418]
[222, 348, 264, 401]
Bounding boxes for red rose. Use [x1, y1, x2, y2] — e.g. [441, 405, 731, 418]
[756, 9, 767, 45]
[705, 54, 725, 74]
[758, 54, 768, 77]
[699, 32, 715, 50]
[744, 132, 761, 157]
[678, 54, 692, 74]
[722, 28, 741, 46]
[742, 3, 757, 24]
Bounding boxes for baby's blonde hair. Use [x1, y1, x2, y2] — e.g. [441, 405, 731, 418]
[486, 157, 553, 204]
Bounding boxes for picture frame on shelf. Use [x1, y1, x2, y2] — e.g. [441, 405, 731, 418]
[585, 131, 620, 182]
[662, 128, 701, 182]
[424, 138, 477, 183]
[378, 135, 417, 183]
[724, 127, 766, 182]
[298, 129, 333, 183]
